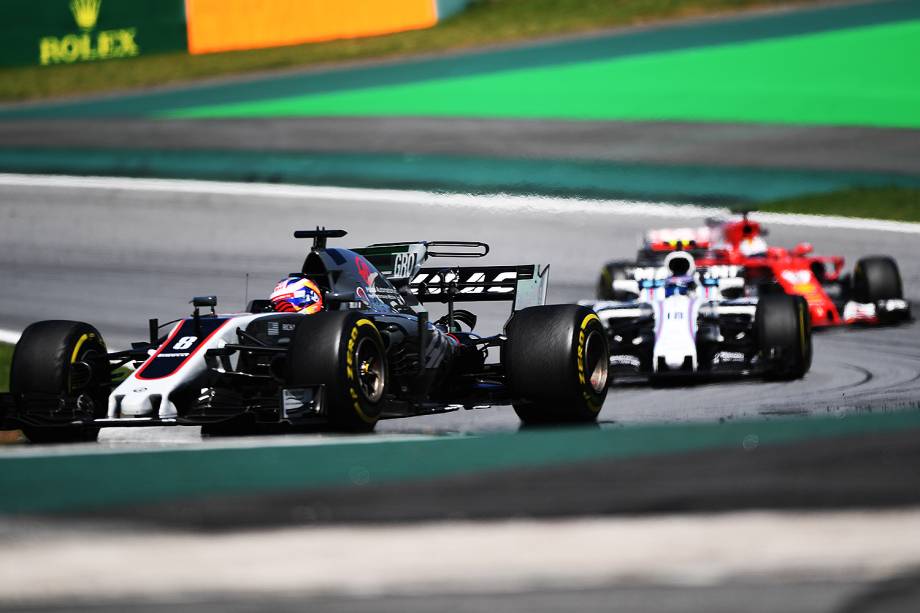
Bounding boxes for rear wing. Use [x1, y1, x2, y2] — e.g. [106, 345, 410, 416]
[354, 241, 548, 310]
[354, 241, 487, 283]
[410, 264, 549, 310]
[642, 227, 712, 253]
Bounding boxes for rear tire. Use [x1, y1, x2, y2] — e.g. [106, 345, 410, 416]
[596, 261, 634, 301]
[852, 256, 903, 303]
[505, 305, 609, 425]
[756, 295, 812, 380]
[11, 321, 110, 444]
[287, 312, 387, 432]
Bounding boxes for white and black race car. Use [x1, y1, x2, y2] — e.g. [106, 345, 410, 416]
[581, 250, 812, 383]
[0, 229, 609, 443]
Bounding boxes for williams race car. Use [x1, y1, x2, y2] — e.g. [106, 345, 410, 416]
[596, 215, 910, 328]
[0, 229, 609, 443]
[583, 250, 812, 382]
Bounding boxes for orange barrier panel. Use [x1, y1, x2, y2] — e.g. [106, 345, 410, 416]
[185, 0, 438, 55]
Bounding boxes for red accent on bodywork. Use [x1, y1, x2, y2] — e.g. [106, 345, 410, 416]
[356, 256, 373, 285]
[136, 320, 231, 380]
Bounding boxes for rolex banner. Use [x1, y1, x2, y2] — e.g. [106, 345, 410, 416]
[3, 0, 188, 68]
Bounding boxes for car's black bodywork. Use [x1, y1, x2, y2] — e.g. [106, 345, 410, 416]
[1, 229, 608, 438]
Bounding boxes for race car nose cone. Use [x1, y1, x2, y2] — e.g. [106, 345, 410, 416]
[120, 393, 155, 417]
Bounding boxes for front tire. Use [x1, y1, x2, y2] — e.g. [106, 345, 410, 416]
[287, 312, 387, 432]
[757, 294, 812, 380]
[596, 261, 635, 301]
[852, 256, 903, 303]
[505, 305, 609, 425]
[10, 321, 110, 444]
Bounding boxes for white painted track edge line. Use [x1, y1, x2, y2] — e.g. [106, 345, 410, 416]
[1, 173, 919, 234]
[0, 328, 21, 344]
[0, 432, 444, 459]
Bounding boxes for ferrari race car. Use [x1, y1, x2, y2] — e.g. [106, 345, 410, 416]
[583, 250, 812, 382]
[596, 215, 910, 328]
[0, 229, 609, 443]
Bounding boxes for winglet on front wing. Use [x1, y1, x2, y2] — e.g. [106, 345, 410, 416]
[843, 299, 911, 325]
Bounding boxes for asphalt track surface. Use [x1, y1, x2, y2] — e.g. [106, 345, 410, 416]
[0, 176, 918, 442]
[4, 118, 920, 176]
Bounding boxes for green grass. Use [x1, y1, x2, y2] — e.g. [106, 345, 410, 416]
[0, 0, 818, 103]
[0, 342, 18, 443]
[759, 187, 920, 222]
[168, 19, 920, 129]
[0, 343, 11, 394]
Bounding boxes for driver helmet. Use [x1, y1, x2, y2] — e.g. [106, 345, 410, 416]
[663, 251, 696, 278]
[739, 235, 768, 257]
[270, 277, 324, 314]
[663, 251, 696, 297]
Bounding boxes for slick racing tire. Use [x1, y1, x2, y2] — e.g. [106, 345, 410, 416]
[756, 294, 812, 380]
[596, 261, 635, 301]
[852, 256, 903, 303]
[505, 305, 609, 425]
[287, 312, 387, 432]
[10, 321, 110, 444]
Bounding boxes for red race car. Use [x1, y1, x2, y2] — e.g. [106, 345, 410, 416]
[597, 215, 910, 328]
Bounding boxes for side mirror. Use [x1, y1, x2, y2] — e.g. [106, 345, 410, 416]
[793, 242, 813, 256]
[191, 295, 217, 308]
[191, 295, 217, 317]
[324, 290, 363, 310]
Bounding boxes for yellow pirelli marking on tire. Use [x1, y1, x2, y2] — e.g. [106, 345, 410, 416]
[346, 326, 357, 380]
[70, 333, 94, 364]
[69, 332, 96, 392]
[349, 319, 380, 425]
[578, 313, 602, 413]
[798, 303, 806, 359]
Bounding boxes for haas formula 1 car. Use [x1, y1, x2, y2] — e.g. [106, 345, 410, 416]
[0, 229, 609, 443]
[583, 250, 812, 382]
[597, 215, 910, 328]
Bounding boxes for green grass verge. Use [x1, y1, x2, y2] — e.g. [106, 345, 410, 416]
[0, 342, 11, 394]
[168, 19, 920, 129]
[759, 187, 920, 222]
[0, 342, 20, 442]
[0, 0, 817, 103]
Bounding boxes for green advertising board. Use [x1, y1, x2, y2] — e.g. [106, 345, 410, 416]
[2, 0, 187, 68]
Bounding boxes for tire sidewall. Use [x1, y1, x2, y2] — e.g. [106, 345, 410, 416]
[757, 295, 810, 379]
[574, 311, 608, 416]
[507, 305, 609, 423]
[288, 312, 386, 431]
[339, 317, 386, 428]
[11, 320, 110, 443]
